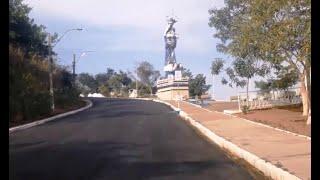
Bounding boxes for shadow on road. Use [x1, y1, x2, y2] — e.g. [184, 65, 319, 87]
[10, 98, 256, 180]
[10, 141, 233, 180]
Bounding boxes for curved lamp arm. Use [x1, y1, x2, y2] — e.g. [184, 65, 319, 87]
[52, 28, 83, 47]
[76, 50, 95, 62]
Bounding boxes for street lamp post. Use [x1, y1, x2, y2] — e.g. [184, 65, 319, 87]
[73, 53, 76, 82]
[72, 51, 94, 84]
[47, 28, 83, 112]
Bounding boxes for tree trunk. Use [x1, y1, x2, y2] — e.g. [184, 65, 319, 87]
[212, 74, 215, 100]
[272, 90, 275, 100]
[300, 74, 309, 117]
[246, 78, 249, 106]
[305, 68, 311, 125]
[307, 108, 311, 125]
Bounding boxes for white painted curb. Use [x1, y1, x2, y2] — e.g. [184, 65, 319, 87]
[153, 99, 302, 180]
[223, 109, 242, 114]
[9, 99, 93, 134]
[126, 97, 154, 101]
[183, 100, 311, 141]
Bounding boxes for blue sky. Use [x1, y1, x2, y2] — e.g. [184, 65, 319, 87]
[25, 0, 261, 100]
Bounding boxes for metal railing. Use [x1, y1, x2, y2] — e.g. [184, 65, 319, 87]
[237, 87, 302, 111]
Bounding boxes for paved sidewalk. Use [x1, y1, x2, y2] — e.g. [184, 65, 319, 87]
[167, 100, 311, 180]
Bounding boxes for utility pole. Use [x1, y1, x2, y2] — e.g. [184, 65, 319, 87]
[72, 53, 76, 83]
[46, 28, 83, 112]
[48, 34, 55, 111]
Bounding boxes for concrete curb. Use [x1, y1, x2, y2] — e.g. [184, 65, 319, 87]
[153, 99, 180, 111]
[183, 101, 202, 108]
[223, 109, 242, 114]
[183, 100, 311, 141]
[135, 98, 154, 101]
[9, 99, 93, 134]
[153, 99, 301, 180]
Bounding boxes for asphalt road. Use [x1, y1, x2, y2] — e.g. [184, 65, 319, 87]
[10, 98, 259, 180]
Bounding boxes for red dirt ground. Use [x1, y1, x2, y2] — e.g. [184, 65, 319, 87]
[205, 102, 310, 137]
[236, 108, 310, 137]
[205, 101, 239, 112]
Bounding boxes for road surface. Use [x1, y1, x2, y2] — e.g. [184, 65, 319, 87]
[10, 98, 262, 180]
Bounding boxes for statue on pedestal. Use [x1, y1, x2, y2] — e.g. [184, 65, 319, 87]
[156, 15, 189, 100]
[164, 16, 182, 77]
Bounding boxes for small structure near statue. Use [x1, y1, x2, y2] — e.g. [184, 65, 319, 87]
[156, 16, 189, 100]
[128, 89, 138, 98]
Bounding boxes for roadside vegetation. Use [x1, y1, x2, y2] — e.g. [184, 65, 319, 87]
[76, 61, 160, 98]
[208, 0, 310, 124]
[181, 67, 211, 101]
[9, 0, 84, 126]
[77, 62, 212, 100]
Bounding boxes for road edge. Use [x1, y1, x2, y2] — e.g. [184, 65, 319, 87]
[9, 99, 93, 134]
[152, 99, 301, 180]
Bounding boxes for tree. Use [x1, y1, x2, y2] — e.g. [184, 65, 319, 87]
[136, 61, 160, 95]
[150, 70, 160, 93]
[181, 67, 193, 79]
[189, 74, 211, 100]
[273, 67, 299, 91]
[54, 67, 80, 108]
[105, 71, 133, 96]
[9, 0, 81, 123]
[118, 71, 132, 87]
[255, 80, 273, 96]
[210, 58, 224, 99]
[233, 57, 270, 100]
[209, 0, 311, 123]
[210, 57, 269, 101]
[75, 80, 91, 96]
[95, 73, 109, 86]
[77, 73, 98, 92]
[107, 73, 122, 95]
[211, 58, 224, 75]
[255, 65, 299, 98]
[9, 0, 55, 58]
[98, 84, 110, 97]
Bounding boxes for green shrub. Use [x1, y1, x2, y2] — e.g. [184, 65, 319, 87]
[241, 105, 250, 114]
[55, 88, 80, 108]
[98, 84, 110, 97]
[23, 92, 51, 119]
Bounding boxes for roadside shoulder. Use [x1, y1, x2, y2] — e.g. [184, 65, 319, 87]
[9, 99, 93, 134]
[153, 99, 303, 180]
[184, 100, 311, 140]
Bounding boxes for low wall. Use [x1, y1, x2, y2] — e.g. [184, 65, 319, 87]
[156, 87, 189, 100]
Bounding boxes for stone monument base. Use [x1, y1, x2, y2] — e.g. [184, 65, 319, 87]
[156, 77, 189, 100]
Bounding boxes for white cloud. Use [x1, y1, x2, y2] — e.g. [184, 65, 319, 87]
[26, 0, 224, 28]
[25, 0, 225, 52]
